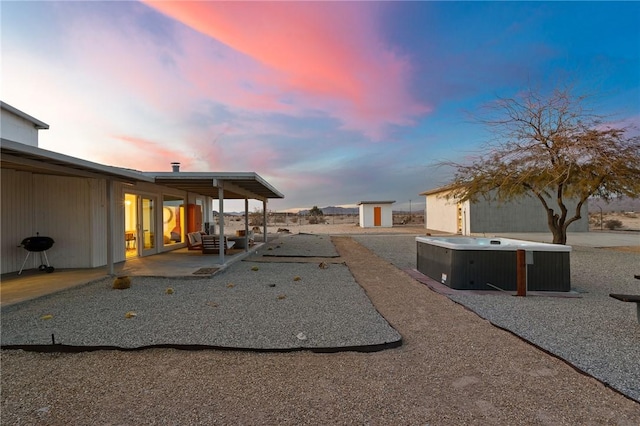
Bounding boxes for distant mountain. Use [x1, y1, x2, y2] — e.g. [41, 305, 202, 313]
[588, 196, 640, 213]
[213, 211, 245, 216]
[298, 206, 359, 215]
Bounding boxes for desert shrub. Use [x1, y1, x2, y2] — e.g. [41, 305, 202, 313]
[249, 208, 264, 226]
[307, 215, 327, 225]
[604, 219, 623, 230]
[272, 214, 289, 224]
[290, 216, 298, 224]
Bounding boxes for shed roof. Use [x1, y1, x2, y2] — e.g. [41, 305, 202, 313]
[420, 184, 463, 196]
[357, 200, 395, 205]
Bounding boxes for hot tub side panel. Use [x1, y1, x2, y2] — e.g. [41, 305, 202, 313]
[448, 250, 570, 291]
[455, 250, 517, 290]
[527, 251, 571, 292]
[416, 241, 453, 286]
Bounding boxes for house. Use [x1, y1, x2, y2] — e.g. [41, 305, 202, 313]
[421, 186, 588, 235]
[358, 201, 395, 228]
[1, 101, 284, 275]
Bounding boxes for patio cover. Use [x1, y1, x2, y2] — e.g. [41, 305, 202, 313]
[1, 139, 283, 201]
[148, 171, 284, 202]
[1, 138, 153, 183]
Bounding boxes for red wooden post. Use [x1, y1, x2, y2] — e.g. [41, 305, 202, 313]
[516, 249, 526, 296]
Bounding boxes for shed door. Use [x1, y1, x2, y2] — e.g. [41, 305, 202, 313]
[374, 207, 382, 226]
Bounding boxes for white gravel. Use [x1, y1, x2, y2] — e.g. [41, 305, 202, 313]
[1, 236, 400, 351]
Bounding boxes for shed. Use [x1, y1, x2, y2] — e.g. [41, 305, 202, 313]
[358, 201, 395, 228]
[420, 187, 588, 235]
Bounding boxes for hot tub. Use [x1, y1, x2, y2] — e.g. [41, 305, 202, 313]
[416, 237, 571, 291]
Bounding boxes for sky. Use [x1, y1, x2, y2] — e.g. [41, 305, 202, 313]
[2, 1, 639, 213]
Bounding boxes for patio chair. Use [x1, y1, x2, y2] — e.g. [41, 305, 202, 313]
[202, 235, 236, 254]
[187, 231, 205, 250]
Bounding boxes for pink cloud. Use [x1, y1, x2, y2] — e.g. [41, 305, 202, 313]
[103, 135, 198, 171]
[143, 1, 431, 139]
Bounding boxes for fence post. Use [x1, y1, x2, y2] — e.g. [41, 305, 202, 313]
[516, 249, 526, 296]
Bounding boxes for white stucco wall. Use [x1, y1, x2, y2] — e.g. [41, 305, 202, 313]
[1, 108, 41, 147]
[359, 202, 394, 227]
[425, 192, 462, 234]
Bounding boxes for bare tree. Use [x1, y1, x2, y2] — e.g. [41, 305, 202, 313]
[441, 86, 640, 244]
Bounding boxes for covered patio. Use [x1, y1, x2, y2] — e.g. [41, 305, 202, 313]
[2, 135, 284, 277]
[0, 241, 266, 307]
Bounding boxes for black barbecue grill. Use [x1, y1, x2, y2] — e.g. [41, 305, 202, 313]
[18, 233, 55, 275]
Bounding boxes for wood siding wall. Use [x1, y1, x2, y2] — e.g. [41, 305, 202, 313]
[1, 169, 35, 273]
[89, 179, 108, 267]
[33, 174, 92, 269]
[1, 170, 111, 273]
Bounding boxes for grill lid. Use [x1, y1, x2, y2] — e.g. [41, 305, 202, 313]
[20, 236, 55, 252]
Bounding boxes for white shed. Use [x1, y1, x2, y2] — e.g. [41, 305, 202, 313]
[358, 201, 395, 228]
[421, 186, 588, 235]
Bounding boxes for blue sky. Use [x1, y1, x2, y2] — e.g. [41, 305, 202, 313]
[2, 1, 639, 212]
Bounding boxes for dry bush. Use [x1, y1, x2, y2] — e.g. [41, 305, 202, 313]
[308, 215, 326, 225]
[604, 219, 623, 230]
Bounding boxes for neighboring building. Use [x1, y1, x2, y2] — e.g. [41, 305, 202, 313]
[1, 101, 284, 275]
[0, 102, 48, 147]
[421, 186, 588, 235]
[358, 201, 395, 228]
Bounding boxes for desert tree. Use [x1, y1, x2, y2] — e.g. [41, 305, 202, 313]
[309, 206, 324, 217]
[308, 206, 325, 224]
[441, 86, 640, 244]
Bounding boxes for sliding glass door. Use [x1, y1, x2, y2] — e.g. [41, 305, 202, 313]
[124, 193, 157, 257]
[140, 196, 156, 255]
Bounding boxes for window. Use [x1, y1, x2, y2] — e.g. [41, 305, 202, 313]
[163, 195, 185, 246]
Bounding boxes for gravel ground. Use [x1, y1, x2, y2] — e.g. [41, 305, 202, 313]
[261, 233, 339, 257]
[1, 237, 399, 350]
[2, 233, 639, 424]
[354, 234, 640, 402]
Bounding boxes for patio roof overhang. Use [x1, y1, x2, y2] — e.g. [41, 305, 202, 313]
[1, 139, 284, 202]
[1, 138, 153, 183]
[148, 172, 284, 202]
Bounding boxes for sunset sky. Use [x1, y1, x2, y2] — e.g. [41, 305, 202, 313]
[3, 1, 639, 212]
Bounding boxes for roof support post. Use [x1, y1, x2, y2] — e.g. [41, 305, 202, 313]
[106, 179, 114, 275]
[244, 198, 249, 252]
[218, 185, 225, 264]
[262, 200, 267, 243]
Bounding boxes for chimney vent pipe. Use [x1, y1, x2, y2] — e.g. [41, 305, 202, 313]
[171, 162, 180, 172]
